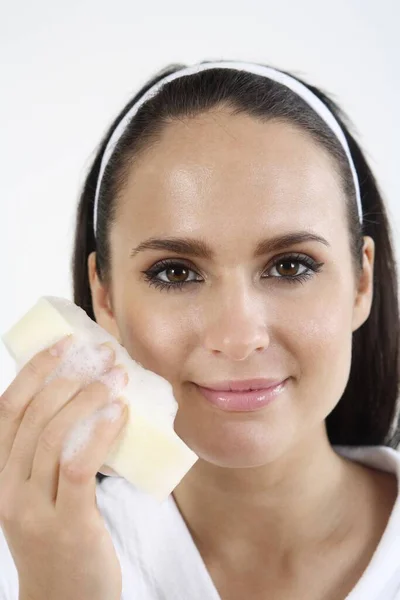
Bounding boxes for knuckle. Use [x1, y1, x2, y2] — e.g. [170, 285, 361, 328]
[60, 461, 92, 485]
[39, 426, 60, 455]
[25, 358, 45, 380]
[22, 399, 44, 429]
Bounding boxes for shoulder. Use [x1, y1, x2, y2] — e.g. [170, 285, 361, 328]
[334, 445, 400, 535]
[334, 445, 400, 597]
[334, 445, 400, 481]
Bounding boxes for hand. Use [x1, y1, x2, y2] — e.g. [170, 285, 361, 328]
[0, 335, 129, 600]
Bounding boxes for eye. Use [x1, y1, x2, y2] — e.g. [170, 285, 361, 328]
[141, 254, 324, 292]
[262, 253, 324, 285]
[141, 259, 202, 292]
[264, 254, 321, 283]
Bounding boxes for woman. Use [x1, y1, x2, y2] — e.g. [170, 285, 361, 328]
[0, 60, 399, 599]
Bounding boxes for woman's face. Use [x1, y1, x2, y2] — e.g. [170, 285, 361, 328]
[89, 109, 374, 468]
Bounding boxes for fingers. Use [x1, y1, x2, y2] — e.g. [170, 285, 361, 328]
[0, 333, 131, 520]
[0, 335, 74, 471]
[5, 345, 115, 481]
[56, 398, 129, 518]
[30, 366, 128, 506]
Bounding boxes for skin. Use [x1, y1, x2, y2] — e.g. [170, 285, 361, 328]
[88, 109, 397, 599]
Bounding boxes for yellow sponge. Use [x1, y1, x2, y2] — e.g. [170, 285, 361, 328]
[2, 297, 198, 502]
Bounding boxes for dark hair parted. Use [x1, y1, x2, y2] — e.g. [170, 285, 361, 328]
[72, 60, 400, 466]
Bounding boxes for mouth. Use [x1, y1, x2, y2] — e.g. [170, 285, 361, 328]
[194, 378, 288, 412]
[194, 378, 286, 392]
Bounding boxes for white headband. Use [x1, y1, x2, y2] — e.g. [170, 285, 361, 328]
[93, 60, 362, 236]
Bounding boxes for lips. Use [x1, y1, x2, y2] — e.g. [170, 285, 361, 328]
[196, 378, 285, 392]
[194, 379, 288, 412]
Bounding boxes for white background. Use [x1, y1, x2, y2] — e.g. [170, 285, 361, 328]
[1, 0, 399, 394]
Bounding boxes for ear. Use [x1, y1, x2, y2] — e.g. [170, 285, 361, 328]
[351, 236, 375, 332]
[87, 252, 122, 343]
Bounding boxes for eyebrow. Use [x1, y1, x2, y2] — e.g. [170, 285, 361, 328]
[130, 231, 330, 260]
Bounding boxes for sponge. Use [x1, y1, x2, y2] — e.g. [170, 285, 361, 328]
[1, 297, 198, 502]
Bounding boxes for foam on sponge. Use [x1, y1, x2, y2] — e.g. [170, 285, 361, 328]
[1, 297, 198, 502]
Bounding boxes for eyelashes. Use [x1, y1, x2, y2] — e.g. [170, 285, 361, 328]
[141, 253, 324, 293]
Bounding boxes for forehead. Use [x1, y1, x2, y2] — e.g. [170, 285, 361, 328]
[115, 111, 346, 244]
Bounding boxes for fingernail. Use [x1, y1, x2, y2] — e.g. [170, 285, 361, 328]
[98, 343, 115, 365]
[96, 400, 126, 423]
[98, 366, 129, 401]
[49, 335, 74, 357]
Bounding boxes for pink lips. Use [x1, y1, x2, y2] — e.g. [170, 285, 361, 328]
[195, 379, 288, 412]
[197, 378, 283, 392]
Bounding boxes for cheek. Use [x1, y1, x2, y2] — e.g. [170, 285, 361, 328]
[290, 287, 354, 413]
[118, 303, 193, 382]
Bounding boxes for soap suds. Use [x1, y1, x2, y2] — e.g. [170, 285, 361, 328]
[45, 339, 113, 387]
[60, 402, 124, 463]
[42, 333, 178, 427]
[97, 368, 128, 402]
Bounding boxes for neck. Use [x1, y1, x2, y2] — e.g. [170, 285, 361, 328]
[173, 426, 359, 562]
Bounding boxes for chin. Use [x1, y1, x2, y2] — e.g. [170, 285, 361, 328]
[174, 409, 292, 469]
[197, 438, 290, 469]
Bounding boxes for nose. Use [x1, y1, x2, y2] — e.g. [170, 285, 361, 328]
[202, 285, 271, 361]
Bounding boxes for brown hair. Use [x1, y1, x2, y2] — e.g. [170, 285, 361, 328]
[72, 60, 400, 460]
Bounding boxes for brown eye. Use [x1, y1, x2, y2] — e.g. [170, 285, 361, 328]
[263, 253, 323, 284]
[275, 260, 301, 277]
[165, 265, 189, 283]
[142, 259, 203, 292]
